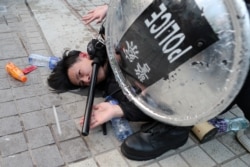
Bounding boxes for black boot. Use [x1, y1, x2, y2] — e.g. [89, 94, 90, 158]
[121, 122, 191, 161]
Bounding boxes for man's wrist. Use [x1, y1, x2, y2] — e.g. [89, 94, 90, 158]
[112, 105, 124, 118]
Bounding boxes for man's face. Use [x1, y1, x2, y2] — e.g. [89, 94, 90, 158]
[67, 52, 106, 87]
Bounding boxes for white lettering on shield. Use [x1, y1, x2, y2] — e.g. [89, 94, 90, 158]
[144, 3, 192, 63]
[123, 41, 139, 63]
[135, 63, 151, 82]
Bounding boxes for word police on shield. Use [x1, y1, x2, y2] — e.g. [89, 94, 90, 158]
[118, 0, 219, 87]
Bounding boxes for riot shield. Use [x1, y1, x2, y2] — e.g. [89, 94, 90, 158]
[105, 0, 250, 126]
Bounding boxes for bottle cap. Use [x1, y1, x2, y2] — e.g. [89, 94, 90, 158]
[19, 75, 27, 82]
[49, 57, 61, 70]
[192, 121, 218, 143]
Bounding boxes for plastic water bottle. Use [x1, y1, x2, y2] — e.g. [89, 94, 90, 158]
[209, 117, 249, 133]
[105, 96, 133, 141]
[28, 54, 61, 70]
[111, 117, 133, 141]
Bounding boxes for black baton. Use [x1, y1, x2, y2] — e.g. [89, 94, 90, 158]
[82, 57, 100, 136]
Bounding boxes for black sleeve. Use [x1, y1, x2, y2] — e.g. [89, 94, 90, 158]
[104, 75, 153, 122]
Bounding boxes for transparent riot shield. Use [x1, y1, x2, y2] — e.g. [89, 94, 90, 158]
[105, 0, 250, 126]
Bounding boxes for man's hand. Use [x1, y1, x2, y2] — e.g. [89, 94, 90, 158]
[82, 4, 108, 24]
[80, 102, 124, 129]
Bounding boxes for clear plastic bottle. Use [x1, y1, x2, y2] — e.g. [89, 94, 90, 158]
[28, 54, 61, 70]
[209, 117, 250, 133]
[105, 96, 133, 141]
[111, 117, 133, 141]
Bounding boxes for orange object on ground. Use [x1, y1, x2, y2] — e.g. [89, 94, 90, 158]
[5, 62, 27, 82]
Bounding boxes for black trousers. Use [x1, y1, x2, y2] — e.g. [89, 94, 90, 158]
[224, 71, 250, 120]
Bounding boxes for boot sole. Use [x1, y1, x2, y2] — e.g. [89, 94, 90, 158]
[121, 137, 188, 161]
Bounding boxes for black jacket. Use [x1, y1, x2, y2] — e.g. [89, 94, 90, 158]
[102, 66, 153, 122]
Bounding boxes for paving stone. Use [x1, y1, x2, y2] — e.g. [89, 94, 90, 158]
[240, 154, 250, 166]
[21, 110, 47, 130]
[39, 93, 61, 109]
[26, 32, 41, 38]
[74, 117, 85, 132]
[21, 12, 34, 20]
[200, 139, 235, 163]
[33, 83, 52, 95]
[5, 46, 27, 58]
[0, 78, 10, 89]
[1, 43, 19, 52]
[68, 158, 98, 167]
[16, 96, 41, 114]
[60, 138, 90, 163]
[26, 126, 54, 149]
[74, 90, 89, 101]
[30, 43, 47, 51]
[44, 106, 71, 124]
[181, 146, 216, 167]
[6, 24, 22, 33]
[95, 149, 129, 167]
[144, 163, 161, 167]
[221, 158, 249, 167]
[0, 67, 9, 78]
[4, 57, 27, 68]
[0, 116, 22, 136]
[63, 102, 82, 119]
[230, 105, 245, 117]
[0, 5, 7, 13]
[0, 38, 14, 46]
[0, 101, 18, 118]
[32, 145, 64, 167]
[154, 148, 176, 161]
[0, 133, 28, 157]
[159, 154, 189, 167]
[24, 25, 38, 32]
[28, 36, 44, 44]
[217, 132, 246, 155]
[52, 120, 80, 141]
[0, 32, 12, 40]
[75, 100, 88, 118]
[12, 85, 37, 99]
[37, 66, 52, 76]
[178, 137, 196, 150]
[19, 12, 32, 18]
[0, 89, 13, 102]
[98, 123, 123, 147]
[84, 128, 115, 155]
[27, 0, 89, 56]
[59, 92, 78, 104]
[6, 17, 19, 24]
[8, 77, 31, 88]
[1, 151, 33, 167]
[26, 74, 43, 84]
[125, 153, 153, 167]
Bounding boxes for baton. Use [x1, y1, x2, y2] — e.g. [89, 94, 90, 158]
[82, 57, 100, 136]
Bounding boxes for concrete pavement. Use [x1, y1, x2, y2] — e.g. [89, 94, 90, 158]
[0, 0, 250, 166]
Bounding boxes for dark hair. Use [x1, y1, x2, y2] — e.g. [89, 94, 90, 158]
[47, 50, 81, 92]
